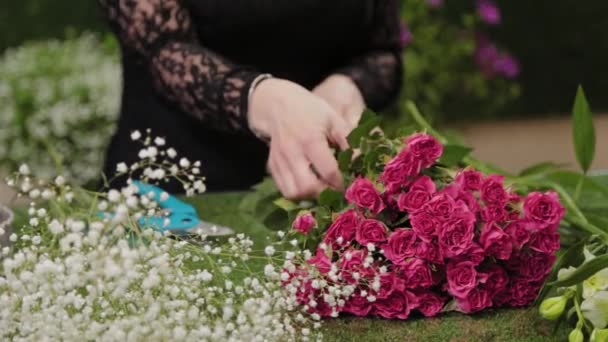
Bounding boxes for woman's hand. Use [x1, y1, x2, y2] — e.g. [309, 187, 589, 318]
[248, 78, 350, 200]
[313, 74, 366, 131]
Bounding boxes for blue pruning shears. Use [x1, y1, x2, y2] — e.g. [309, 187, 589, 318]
[131, 180, 235, 237]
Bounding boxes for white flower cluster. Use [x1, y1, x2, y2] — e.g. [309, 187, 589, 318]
[0, 33, 120, 184]
[0, 143, 321, 341]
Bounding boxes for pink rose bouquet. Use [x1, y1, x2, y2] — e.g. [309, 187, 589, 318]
[281, 131, 564, 320]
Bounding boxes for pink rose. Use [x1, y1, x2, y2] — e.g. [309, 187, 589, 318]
[455, 169, 483, 191]
[415, 240, 444, 265]
[397, 190, 431, 212]
[451, 243, 485, 265]
[375, 271, 406, 299]
[528, 230, 560, 254]
[410, 212, 437, 242]
[480, 174, 508, 205]
[338, 249, 373, 284]
[307, 296, 334, 317]
[383, 228, 418, 265]
[508, 192, 522, 203]
[506, 277, 543, 307]
[405, 133, 444, 168]
[323, 209, 359, 249]
[481, 205, 507, 223]
[441, 183, 481, 214]
[457, 287, 492, 313]
[413, 290, 445, 317]
[446, 261, 478, 298]
[292, 212, 316, 235]
[307, 248, 331, 274]
[356, 219, 389, 246]
[456, 190, 481, 214]
[373, 289, 419, 319]
[523, 191, 565, 229]
[509, 251, 555, 282]
[345, 177, 386, 214]
[400, 258, 434, 289]
[479, 264, 509, 296]
[438, 210, 476, 258]
[397, 177, 436, 213]
[504, 220, 531, 250]
[479, 223, 513, 260]
[423, 193, 457, 221]
[343, 292, 373, 317]
[380, 152, 422, 194]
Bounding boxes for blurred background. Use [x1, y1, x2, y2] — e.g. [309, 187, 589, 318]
[0, 0, 607, 203]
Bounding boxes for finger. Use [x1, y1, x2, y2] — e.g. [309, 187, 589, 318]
[273, 153, 299, 200]
[268, 156, 286, 194]
[303, 139, 343, 191]
[328, 116, 350, 151]
[284, 151, 327, 199]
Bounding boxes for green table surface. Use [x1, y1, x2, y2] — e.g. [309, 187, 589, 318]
[190, 192, 568, 342]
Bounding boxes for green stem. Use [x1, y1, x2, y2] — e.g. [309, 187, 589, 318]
[573, 176, 585, 204]
[405, 101, 447, 144]
[546, 181, 588, 224]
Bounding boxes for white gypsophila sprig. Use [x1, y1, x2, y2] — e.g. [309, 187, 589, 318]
[0, 33, 121, 184]
[1, 143, 321, 342]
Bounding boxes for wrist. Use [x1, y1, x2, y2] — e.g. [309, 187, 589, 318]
[248, 78, 287, 140]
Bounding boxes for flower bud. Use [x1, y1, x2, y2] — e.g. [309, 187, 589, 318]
[539, 296, 568, 320]
[591, 329, 608, 342]
[569, 328, 584, 342]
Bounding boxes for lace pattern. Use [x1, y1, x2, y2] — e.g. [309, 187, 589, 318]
[100, 0, 402, 132]
[99, 0, 258, 132]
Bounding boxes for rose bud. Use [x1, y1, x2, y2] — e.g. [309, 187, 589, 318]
[539, 295, 568, 320]
[292, 211, 316, 235]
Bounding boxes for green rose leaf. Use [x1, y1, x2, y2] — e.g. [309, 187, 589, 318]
[338, 149, 353, 172]
[439, 144, 473, 167]
[318, 189, 345, 210]
[572, 85, 596, 173]
[347, 109, 381, 147]
[262, 208, 289, 231]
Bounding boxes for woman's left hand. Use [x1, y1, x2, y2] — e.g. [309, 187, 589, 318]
[313, 74, 365, 132]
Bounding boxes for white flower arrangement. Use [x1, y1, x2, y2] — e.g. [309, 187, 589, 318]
[0, 134, 321, 341]
[0, 33, 121, 184]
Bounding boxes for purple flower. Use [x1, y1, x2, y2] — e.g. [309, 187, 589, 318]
[399, 21, 413, 48]
[474, 34, 520, 79]
[426, 0, 444, 8]
[494, 54, 520, 79]
[477, 0, 501, 25]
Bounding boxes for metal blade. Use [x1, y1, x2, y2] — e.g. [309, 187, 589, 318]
[181, 220, 235, 237]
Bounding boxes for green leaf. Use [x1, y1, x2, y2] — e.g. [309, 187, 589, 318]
[337, 149, 353, 172]
[548, 254, 608, 287]
[536, 239, 587, 303]
[262, 208, 289, 231]
[439, 145, 473, 167]
[273, 198, 298, 211]
[571, 86, 596, 173]
[347, 109, 381, 147]
[318, 189, 345, 209]
[519, 162, 565, 177]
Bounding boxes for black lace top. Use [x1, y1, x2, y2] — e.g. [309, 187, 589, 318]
[100, 0, 403, 191]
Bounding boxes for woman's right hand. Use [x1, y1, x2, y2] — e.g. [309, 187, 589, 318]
[248, 78, 350, 200]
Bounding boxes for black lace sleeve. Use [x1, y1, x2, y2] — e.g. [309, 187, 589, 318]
[99, 0, 261, 133]
[337, 0, 404, 110]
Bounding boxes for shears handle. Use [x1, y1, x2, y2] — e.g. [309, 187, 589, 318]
[132, 180, 196, 214]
